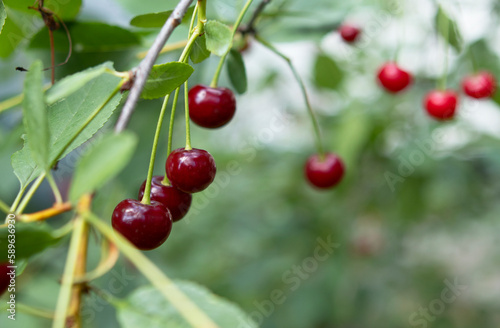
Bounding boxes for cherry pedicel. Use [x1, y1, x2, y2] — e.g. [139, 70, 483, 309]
[0, 263, 10, 296]
[305, 153, 345, 189]
[188, 85, 236, 129]
[462, 72, 496, 99]
[112, 199, 173, 250]
[166, 148, 217, 193]
[138, 176, 192, 222]
[377, 62, 413, 93]
[423, 90, 458, 120]
[339, 23, 361, 43]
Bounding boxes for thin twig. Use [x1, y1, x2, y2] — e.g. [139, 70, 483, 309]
[114, 0, 195, 133]
[240, 0, 271, 34]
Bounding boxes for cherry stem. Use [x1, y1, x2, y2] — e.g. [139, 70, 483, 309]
[210, 0, 254, 88]
[49, 29, 55, 84]
[393, 2, 405, 63]
[52, 194, 91, 328]
[256, 36, 325, 157]
[184, 81, 192, 150]
[141, 93, 172, 205]
[46, 172, 63, 204]
[7, 187, 26, 217]
[52, 216, 85, 328]
[84, 211, 220, 328]
[163, 87, 182, 186]
[16, 303, 54, 319]
[0, 199, 10, 214]
[15, 173, 46, 215]
[438, 6, 450, 91]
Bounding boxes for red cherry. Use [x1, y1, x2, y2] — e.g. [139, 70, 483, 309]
[0, 263, 10, 296]
[339, 24, 361, 43]
[188, 85, 236, 128]
[166, 148, 217, 193]
[112, 199, 172, 250]
[305, 153, 345, 189]
[462, 72, 496, 99]
[138, 176, 192, 222]
[377, 62, 413, 93]
[424, 90, 458, 120]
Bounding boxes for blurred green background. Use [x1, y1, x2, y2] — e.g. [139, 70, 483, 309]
[1, 0, 500, 327]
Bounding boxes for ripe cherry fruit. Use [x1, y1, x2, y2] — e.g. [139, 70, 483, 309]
[188, 85, 236, 128]
[166, 148, 217, 193]
[339, 23, 361, 43]
[462, 72, 496, 99]
[138, 176, 192, 222]
[377, 62, 413, 93]
[423, 90, 458, 120]
[112, 199, 173, 250]
[305, 153, 345, 189]
[0, 263, 10, 296]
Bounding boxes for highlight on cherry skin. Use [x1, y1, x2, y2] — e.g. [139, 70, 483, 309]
[166, 148, 217, 193]
[339, 23, 361, 43]
[305, 153, 345, 189]
[377, 62, 413, 93]
[424, 90, 459, 121]
[188, 84, 237, 129]
[462, 71, 496, 99]
[111, 199, 173, 250]
[138, 176, 192, 222]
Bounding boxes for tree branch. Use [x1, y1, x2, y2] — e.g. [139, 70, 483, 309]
[114, 0, 195, 133]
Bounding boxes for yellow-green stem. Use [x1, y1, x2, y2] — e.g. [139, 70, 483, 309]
[46, 172, 63, 204]
[52, 217, 84, 328]
[141, 94, 171, 204]
[15, 173, 46, 215]
[438, 7, 450, 91]
[0, 199, 10, 214]
[9, 187, 26, 214]
[256, 36, 325, 157]
[210, 0, 254, 88]
[184, 81, 192, 150]
[84, 212, 219, 328]
[162, 87, 182, 185]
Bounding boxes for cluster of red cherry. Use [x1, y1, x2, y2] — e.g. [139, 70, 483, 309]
[303, 22, 497, 192]
[339, 23, 497, 118]
[111, 85, 236, 250]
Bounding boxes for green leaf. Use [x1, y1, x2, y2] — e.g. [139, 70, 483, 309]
[435, 6, 463, 52]
[205, 20, 233, 56]
[22, 60, 49, 169]
[12, 65, 123, 189]
[190, 34, 211, 64]
[313, 54, 343, 90]
[29, 22, 141, 52]
[117, 281, 258, 328]
[0, 14, 23, 58]
[142, 62, 194, 99]
[0, 223, 62, 262]
[69, 132, 138, 203]
[45, 62, 111, 105]
[3, 0, 82, 20]
[130, 7, 195, 28]
[227, 49, 247, 94]
[0, 1, 6, 35]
